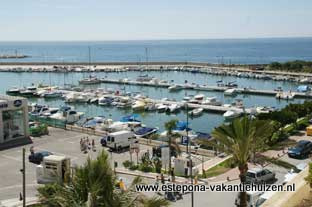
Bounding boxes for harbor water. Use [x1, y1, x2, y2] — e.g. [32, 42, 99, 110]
[0, 70, 307, 133]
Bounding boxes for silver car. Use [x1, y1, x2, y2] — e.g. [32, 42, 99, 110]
[246, 168, 275, 183]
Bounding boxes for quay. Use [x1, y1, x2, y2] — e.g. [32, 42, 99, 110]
[100, 78, 312, 99]
[1, 61, 312, 80]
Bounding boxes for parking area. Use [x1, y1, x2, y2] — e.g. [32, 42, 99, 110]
[3, 128, 309, 206]
[0, 127, 238, 206]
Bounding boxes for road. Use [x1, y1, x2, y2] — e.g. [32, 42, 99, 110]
[0, 127, 237, 207]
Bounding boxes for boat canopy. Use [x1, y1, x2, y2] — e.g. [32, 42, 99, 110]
[297, 85, 309, 92]
[134, 127, 156, 135]
[120, 114, 140, 122]
[195, 132, 212, 140]
[174, 121, 191, 131]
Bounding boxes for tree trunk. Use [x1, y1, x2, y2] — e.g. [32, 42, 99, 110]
[238, 164, 248, 207]
[168, 135, 172, 177]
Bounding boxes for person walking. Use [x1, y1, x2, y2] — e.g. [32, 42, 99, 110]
[92, 139, 96, 152]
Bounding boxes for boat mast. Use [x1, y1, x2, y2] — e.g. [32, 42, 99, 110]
[88, 46, 91, 76]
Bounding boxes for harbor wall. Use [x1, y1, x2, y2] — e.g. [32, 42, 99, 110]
[262, 167, 310, 207]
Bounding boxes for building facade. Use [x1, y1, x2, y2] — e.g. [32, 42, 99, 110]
[0, 95, 29, 147]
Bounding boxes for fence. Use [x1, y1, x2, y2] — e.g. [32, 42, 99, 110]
[29, 114, 67, 129]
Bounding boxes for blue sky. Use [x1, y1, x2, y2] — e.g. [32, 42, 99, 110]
[1, 0, 312, 41]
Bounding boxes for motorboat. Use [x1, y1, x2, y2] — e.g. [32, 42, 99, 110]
[225, 81, 238, 88]
[145, 103, 157, 111]
[64, 92, 79, 103]
[116, 97, 132, 108]
[19, 86, 37, 97]
[41, 107, 59, 117]
[155, 103, 168, 112]
[202, 97, 222, 106]
[98, 96, 114, 106]
[78, 75, 101, 85]
[167, 103, 181, 113]
[194, 94, 205, 101]
[134, 127, 158, 138]
[89, 98, 99, 104]
[183, 96, 191, 101]
[188, 108, 204, 116]
[276, 92, 295, 100]
[42, 91, 63, 98]
[50, 106, 84, 124]
[136, 74, 153, 82]
[188, 99, 200, 104]
[223, 110, 241, 119]
[232, 99, 244, 108]
[120, 114, 141, 124]
[132, 100, 146, 111]
[29, 104, 58, 117]
[6, 87, 20, 95]
[168, 84, 183, 91]
[82, 116, 106, 129]
[256, 106, 275, 114]
[224, 88, 237, 96]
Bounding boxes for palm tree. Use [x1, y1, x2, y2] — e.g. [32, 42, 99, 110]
[211, 116, 273, 207]
[37, 150, 170, 207]
[164, 119, 178, 176]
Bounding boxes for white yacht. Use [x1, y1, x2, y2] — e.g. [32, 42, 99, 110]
[189, 108, 204, 116]
[194, 94, 205, 101]
[276, 92, 295, 100]
[167, 103, 181, 113]
[132, 100, 146, 111]
[168, 84, 183, 91]
[224, 88, 237, 96]
[155, 103, 168, 112]
[223, 110, 241, 119]
[79, 75, 101, 85]
[202, 97, 222, 106]
[6, 87, 20, 95]
[50, 106, 84, 124]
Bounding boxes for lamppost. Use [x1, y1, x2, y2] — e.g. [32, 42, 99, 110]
[185, 104, 194, 207]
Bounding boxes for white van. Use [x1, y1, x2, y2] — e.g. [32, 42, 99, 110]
[106, 130, 137, 151]
[235, 191, 263, 207]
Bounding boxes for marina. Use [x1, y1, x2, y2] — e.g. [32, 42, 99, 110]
[0, 67, 309, 134]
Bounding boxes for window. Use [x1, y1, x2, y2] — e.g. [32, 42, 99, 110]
[2, 109, 25, 141]
[246, 172, 255, 178]
[111, 137, 115, 142]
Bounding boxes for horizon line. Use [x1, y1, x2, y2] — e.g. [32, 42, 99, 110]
[0, 36, 312, 42]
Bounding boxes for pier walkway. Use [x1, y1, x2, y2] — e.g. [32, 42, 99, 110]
[100, 78, 312, 99]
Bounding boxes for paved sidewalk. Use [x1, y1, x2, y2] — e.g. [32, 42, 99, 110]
[194, 155, 232, 174]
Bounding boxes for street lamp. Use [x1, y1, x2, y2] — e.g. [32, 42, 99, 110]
[185, 104, 194, 207]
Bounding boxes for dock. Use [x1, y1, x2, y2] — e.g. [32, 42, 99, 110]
[100, 78, 312, 99]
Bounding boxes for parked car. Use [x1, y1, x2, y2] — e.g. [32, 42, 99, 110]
[28, 151, 53, 164]
[246, 168, 275, 183]
[288, 140, 312, 158]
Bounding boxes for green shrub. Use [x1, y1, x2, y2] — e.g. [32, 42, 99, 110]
[305, 163, 312, 188]
[129, 164, 139, 171]
[122, 160, 133, 168]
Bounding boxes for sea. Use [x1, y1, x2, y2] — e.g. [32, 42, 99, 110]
[0, 37, 312, 64]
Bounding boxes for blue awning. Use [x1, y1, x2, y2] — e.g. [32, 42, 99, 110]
[297, 85, 309, 92]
